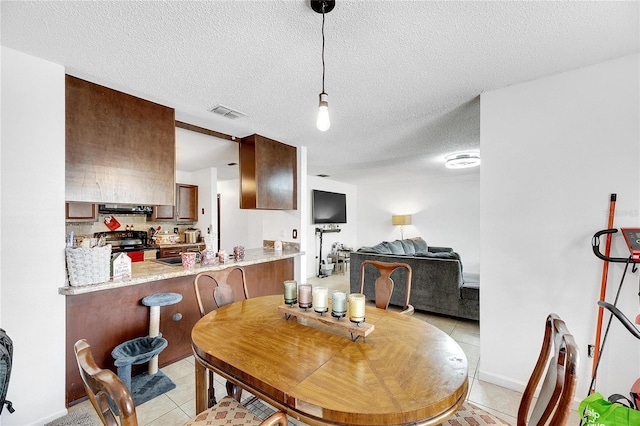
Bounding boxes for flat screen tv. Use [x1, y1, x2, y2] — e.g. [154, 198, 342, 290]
[312, 190, 347, 224]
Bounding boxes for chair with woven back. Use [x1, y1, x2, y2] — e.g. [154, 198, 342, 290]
[442, 313, 579, 425]
[359, 260, 414, 315]
[193, 267, 249, 406]
[74, 339, 288, 426]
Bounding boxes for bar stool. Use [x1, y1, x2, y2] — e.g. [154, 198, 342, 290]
[111, 292, 182, 392]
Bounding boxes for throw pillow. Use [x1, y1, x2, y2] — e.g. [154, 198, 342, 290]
[409, 237, 428, 253]
[385, 240, 405, 255]
[400, 239, 416, 255]
[370, 242, 392, 254]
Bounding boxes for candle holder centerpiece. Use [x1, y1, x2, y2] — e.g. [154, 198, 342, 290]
[331, 290, 347, 319]
[313, 286, 329, 315]
[298, 284, 313, 310]
[348, 293, 366, 325]
[279, 292, 375, 342]
[283, 280, 297, 306]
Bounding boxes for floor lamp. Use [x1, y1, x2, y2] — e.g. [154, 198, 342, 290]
[392, 215, 411, 240]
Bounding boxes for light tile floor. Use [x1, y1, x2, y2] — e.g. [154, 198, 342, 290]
[68, 272, 581, 425]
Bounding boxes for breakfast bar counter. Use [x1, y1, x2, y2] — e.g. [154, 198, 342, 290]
[59, 247, 303, 295]
[63, 247, 302, 406]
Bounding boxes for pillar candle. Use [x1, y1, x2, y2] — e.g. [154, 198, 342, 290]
[283, 280, 297, 303]
[298, 284, 312, 307]
[331, 290, 347, 314]
[312, 286, 328, 311]
[348, 293, 366, 322]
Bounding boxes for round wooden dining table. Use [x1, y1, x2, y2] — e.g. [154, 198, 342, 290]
[191, 294, 468, 425]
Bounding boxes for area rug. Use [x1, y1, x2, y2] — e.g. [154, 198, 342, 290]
[44, 407, 98, 426]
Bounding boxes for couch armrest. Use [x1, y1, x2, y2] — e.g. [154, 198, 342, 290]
[427, 246, 453, 253]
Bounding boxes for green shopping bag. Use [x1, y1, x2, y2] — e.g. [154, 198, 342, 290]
[579, 392, 640, 425]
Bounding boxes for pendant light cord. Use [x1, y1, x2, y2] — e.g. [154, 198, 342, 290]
[321, 2, 326, 93]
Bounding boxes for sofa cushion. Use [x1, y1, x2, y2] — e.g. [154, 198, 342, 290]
[461, 282, 479, 301]
[385, 240, 405, 255]
[415, 251, 459, 260]
[400, 239, 416, 255]
[409, 237, 428, 253]
[363, 242, 392, 254]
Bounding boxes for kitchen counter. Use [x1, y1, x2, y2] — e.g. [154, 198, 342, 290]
[59, 247, 303, 295]
[64, 246, 301, 405]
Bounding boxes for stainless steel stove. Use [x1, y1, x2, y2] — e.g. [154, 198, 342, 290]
[94, 230, 157, 262]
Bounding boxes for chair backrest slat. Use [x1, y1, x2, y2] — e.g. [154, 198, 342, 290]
[74, 339, 138, 426]
[194, 267, 249, 317]
[359, 260, 413, 314]
[517, 314, 578, 425]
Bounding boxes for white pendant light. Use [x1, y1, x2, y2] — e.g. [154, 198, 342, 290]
[317, 92, 330, 131]
[312, 1, 335, 131]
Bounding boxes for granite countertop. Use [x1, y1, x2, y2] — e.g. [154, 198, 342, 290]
[60, 247, 304, 296]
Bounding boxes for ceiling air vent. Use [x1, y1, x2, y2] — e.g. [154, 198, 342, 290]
[208, 104, 247, 120]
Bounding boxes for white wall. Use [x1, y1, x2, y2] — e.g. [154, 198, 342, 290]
[480, 54, 639, 399]
[217, 180, 302, 247]
[356, 173, 480, 273]
[176, 128, 219, 242]
[1, 47, 67, 424]
[306, 177, 357, 279]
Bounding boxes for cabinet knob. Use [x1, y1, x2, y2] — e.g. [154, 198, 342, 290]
[173, 313, 182, 321]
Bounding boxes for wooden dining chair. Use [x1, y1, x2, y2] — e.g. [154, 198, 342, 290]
[74, 339, 288, 426]
[359, 260, 414, 315]
[440, 314, 579, 426]
[193, 267, 249, 406]
[193, 267, 249, 317]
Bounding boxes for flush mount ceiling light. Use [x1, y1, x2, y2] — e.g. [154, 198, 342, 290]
[445, 152, 481, 169]
[312, 0, 335, 131]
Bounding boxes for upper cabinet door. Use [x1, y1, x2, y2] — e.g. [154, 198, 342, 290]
[151, 205, 175, 221]
[65, 75, 175, 205]
[239, 134, 297, 210]
[65, 202, 98, 222]
[151, 183, 197, 222]
[176, 184, 198, 221]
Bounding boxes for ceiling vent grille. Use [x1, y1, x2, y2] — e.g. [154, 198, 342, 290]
[208, 104, 247, 120]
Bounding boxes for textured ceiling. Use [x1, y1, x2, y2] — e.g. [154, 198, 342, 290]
[2, 1, 638, 184]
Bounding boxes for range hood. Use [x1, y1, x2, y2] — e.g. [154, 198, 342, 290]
[98, 204, 153, 215]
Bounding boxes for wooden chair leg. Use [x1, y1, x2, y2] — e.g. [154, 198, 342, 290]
[207, 370, 216, 408]
[226, 380, 243, 403]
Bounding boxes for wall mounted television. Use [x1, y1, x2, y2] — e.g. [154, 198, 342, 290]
[312, 190, 347, 224]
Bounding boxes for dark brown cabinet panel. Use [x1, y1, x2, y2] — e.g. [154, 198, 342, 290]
[65, 258, 294, 406]
[151, 204, 175, 221]
[239, 134, 297, 210]
[158, 244, 204, 258]
[176, 184, 198, 221]
[65, 202, 98, 222]
[152, 184, 197, 222]
[65, 75, 175, 205]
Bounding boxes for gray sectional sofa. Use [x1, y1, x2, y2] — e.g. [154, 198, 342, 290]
[349, 237, 479, 320]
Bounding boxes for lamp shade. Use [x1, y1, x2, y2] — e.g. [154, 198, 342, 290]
[392, 215, 411, 226]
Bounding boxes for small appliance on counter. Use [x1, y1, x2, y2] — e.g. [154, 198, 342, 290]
[184, 228, 201, 243]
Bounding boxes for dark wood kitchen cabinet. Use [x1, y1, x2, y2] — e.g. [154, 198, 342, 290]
[65, 202, 98, 222]
[158, 243, 204, 258]
[239, 134, 297, 210]
[176, 183, 198, 221]
[65, 75, 175, 205]
[151, 204, 175, 221]
[152, 183, 198, 222]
